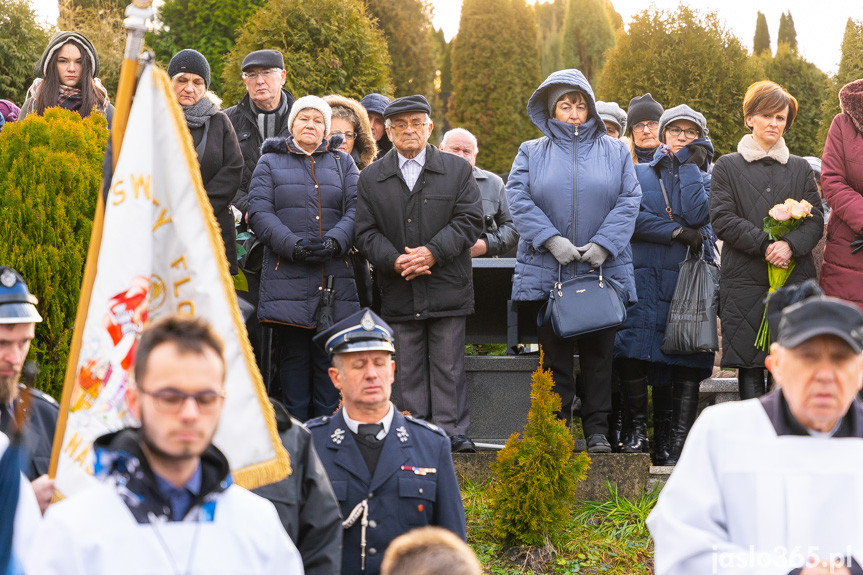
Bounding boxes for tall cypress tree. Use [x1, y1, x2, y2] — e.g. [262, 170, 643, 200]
[818, 19, 863, 149]
[777, 12, 798, 52]
[597, 6, 759, 157]
[365, 0, 436, 98]
[535, 0, 565, 79]
[753, 11, 771, 56]
[450, 0, 539, 174]
[561, 0, 615, 85]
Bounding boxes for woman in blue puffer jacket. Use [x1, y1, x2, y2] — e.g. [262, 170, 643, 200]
[249, 95, 360, 421]
[507, 69, 641, 453]
[614, 105, 717, 465]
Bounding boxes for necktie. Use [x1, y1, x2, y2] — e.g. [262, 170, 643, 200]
[357, 423, 384, 442]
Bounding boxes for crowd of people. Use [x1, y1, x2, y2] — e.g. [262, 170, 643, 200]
[3, 28, 863, 575]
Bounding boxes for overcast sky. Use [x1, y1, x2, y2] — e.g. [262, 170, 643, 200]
[28, 0, 863, 75]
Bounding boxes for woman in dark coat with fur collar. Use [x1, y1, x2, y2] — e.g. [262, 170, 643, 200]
[709, 81, 823, 400]
[820, 79, 863, 311]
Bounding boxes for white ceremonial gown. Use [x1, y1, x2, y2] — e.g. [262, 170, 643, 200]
[648, 397, 863, 575]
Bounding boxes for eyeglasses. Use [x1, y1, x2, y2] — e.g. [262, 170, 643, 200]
[665, 126, 700, 139]
[330, 130, 357, 140]
[632, 121, 659, 133]
[390, 120, 429, 132]
[242, 68, 282, 81]
[140, 389, 225, 414]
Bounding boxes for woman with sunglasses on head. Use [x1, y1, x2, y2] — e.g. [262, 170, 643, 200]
[20, 31, 113, 125]
[710, 81, 823, 401]
[614, 105, 717, 466]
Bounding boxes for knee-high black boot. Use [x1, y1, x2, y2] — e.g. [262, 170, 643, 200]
[609, 390, 625, 453]
[738, 367, 766, 400]
[651, 385, 673, 466]
[621, 376, 649, 453]
[666, 380, 700, 465]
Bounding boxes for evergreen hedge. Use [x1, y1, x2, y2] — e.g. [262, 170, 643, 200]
[221, 0, 393, 106]
[818, 19, 863, 151]
[0, 109, 107, 399]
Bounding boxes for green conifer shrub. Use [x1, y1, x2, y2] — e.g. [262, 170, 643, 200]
[0, 109, 107, 399]
[777, 11, 798, 52]
[561, 0, 616, 86]
[753, 11, 771, 57]
[818, 19, 863, 151]
[488, 353, 590, 547]
[220, 0, 393, 106]
[0, 0, 51, 104]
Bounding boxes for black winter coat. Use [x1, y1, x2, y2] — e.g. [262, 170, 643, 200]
[189, 111, 244, 275]
[710, 150, 823, 368]
[224, 90, 296, 214]
[354, 145, 483, 322]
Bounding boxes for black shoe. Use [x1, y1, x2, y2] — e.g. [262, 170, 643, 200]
[622, 421, 649, 453]
[450, 435, 476, 453]
[666, 380, 701, 465]
[586, 434, 612, 453]
[620, 376, 649, 453]
[652, 410, 673, 466]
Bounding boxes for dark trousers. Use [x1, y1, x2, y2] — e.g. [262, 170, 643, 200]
[531, 300, 616, 437]
[273, 324, 338, 422]
[391, 316, 470, 436]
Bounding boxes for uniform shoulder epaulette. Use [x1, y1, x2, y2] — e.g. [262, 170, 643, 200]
[20, 384, 59, 409]
[305, 415, 329, 429]
[404, 415, 446, 437]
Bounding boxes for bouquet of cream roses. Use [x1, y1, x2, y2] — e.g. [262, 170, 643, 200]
[754, 198, 814, 350]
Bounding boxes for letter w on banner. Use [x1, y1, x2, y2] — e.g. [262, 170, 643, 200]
[49, 64, 290, 498]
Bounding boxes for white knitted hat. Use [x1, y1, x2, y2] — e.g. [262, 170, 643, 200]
[288, 95, 332, 137]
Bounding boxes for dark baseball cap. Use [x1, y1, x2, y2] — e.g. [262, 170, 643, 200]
[777, 296, 863, 353]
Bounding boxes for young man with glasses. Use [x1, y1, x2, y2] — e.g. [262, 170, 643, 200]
[225, 50, 296, 218]
[354, 96, 483, 453]
[29, 315, 303, 575]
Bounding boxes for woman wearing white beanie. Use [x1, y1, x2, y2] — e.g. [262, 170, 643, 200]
[248, 94, 361, 421]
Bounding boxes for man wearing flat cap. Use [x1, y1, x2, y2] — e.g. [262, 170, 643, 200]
[649, 295, 863, 575]
[307, 308, 467, 575]
[0, 266, 59, 513]
[354, 95, 483, 454]
[225, 49, 296, 218]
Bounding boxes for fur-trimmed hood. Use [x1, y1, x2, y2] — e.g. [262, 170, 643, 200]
[839, 78, 863, 135]
[324, 94, 377, 169]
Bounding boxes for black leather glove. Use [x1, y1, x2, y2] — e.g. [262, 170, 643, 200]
[674, 227, 704, 252]
[305, 237, 339, 263]
[683, 145, 709, 167]
[852, 233, 863, 255]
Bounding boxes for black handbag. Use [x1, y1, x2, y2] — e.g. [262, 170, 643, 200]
[661, 248, 720, 354]
[538, 265, 627, 338]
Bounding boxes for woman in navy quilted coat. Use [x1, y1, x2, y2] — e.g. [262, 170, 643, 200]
[249, 95, 360, 421]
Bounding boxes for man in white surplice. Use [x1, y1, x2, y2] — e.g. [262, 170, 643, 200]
[648, 295, 863, 575]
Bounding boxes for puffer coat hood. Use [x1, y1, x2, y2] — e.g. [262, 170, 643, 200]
[506, 69, 641, 304]
[324, 94, 377, 170]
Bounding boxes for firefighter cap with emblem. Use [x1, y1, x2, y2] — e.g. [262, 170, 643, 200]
[313, 308, 395, 359]
[0, 266, 43, 324]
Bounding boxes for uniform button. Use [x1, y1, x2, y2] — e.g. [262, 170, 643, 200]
[368, 548, 377, 556]
[368, 520, 377, 528]
[368, 492, 374, 498]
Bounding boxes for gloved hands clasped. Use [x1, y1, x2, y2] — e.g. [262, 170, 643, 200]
[545, 236, 611, 268]
[673, 227, 704, 252]
[293, 237, 339, 263]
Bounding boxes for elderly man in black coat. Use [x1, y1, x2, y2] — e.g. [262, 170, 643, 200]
[354, 96, 483, 453]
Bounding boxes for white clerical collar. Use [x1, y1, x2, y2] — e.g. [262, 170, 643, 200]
[397, 147, 427, 169]
[342, 403, 395, 440]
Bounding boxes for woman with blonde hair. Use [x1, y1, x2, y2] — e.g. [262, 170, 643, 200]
[710, 80, 823, 400]
[324, 94, 377, 170]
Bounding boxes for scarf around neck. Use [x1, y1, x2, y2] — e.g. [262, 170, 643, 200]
[737, 133, 790, 165]
[183, 94, 220, 128]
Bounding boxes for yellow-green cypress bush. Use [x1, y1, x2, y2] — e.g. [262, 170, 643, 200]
[488, 352, 590, 547]
[0, 108, 107, 399]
